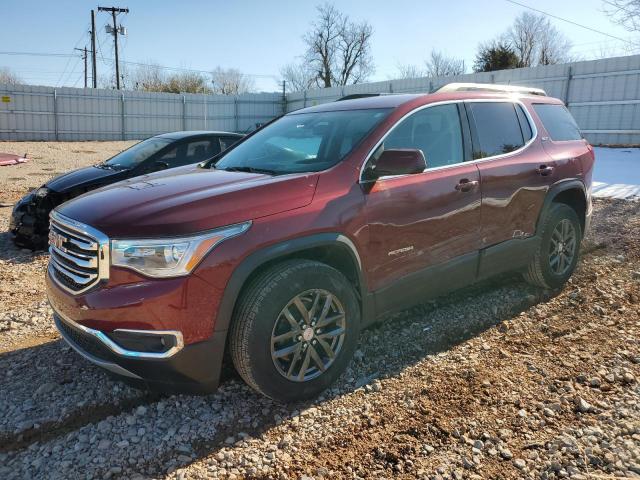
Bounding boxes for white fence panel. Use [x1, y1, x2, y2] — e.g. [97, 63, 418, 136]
[285, 54, 640, 145]
[2, 54, 640, 145]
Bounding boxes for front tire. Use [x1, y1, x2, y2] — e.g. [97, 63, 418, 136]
[524, 203, 582, 289]
[229, 259, 360, 402]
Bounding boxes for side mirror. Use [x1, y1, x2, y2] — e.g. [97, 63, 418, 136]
[372, 149, 426, 177]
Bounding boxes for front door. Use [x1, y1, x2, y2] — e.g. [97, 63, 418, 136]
[362, 103, 482, 313]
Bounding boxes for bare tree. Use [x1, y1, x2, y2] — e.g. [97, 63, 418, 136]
[604, 0, 640, 32]
[424, 50, 466, 77]
[0, 67, 22, 85]
[395, 63, 425, 79]
[506, 12, 573, 66]
[211, 67, 255, 95]
[507, 12, 545, 67]
[334, 15, 374, 85]
[164, 72, 211, 94]
[303, 3, 374, 88]
[131, 63, 166, 92]
[280, 62, 316, 92]
[538, 24, 573, 65]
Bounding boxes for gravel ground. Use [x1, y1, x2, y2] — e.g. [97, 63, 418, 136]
[0, 142, 638, 479]
[0, 141, 135, 204]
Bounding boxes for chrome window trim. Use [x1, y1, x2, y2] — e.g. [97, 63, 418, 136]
[49, 210, 110, 295]
[358, 98, 538, 183]
[53, 307, 184, 359]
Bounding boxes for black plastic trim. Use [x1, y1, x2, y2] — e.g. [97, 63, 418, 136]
[213, 233, 370, 334]
[536, 179, 587, 236]
[373, 251, 479, 316]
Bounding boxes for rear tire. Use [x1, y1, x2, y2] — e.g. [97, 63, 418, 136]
[229, 259, 359, 402]
[524, 203, 582, 289]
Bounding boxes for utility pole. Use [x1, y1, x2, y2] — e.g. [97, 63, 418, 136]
[90, 10, 97, 88]
[98, 6, 129, 90]
[282, 80, 286, 114]
[74, 47, 88, 88]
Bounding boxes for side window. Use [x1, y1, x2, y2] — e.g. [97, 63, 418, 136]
[383, 104, 463, 169]
[185, 140, 216, 163]
[533, 104, 582, 141]
[516, 104, 533, 142]
[157, 146, 178, 163]
[220, 136, 240, 151]
[468, 102, 524, 158]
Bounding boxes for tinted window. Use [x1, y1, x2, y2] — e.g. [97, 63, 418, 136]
[383, 104, 463, 168]
[468, 102, 524, 158]
[157, 138, 220, 167]
[104, 137, 171, 169]
[186, 139, 218, 162]
[533, 104, 582, 141]
[215, 109, 390, 175]
[516, 105, 533, 142]
[220, 136, 240, 151]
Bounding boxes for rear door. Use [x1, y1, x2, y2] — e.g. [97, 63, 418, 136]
[467, 101, 553, 249]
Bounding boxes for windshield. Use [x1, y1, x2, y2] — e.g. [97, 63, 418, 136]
[103, 137, 172, 169]
[214, 108, 391, 175]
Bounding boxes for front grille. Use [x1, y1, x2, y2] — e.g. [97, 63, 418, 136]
[55, 315, 114, 362]
[48, 212, 109, 294]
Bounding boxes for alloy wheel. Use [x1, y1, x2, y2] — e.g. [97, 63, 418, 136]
[548, 218, 577, 276]
[270, 289, 346, 382]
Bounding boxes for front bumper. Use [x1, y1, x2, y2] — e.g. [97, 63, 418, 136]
[47, 261, 228, 392]
[53, 311, 226, 392]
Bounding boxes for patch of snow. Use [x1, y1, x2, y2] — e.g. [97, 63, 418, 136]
[592, 147, 640, 200]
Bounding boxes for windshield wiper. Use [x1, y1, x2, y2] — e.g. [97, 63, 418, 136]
[220, 166, 279, 175]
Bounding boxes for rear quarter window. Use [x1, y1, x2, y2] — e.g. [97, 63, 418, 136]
[533, 104, 582, 141]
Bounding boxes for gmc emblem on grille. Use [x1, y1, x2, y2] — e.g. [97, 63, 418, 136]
[49, 231, 65, 249]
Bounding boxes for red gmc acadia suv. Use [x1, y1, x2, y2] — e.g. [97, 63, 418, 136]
[46, 84, 594, 402]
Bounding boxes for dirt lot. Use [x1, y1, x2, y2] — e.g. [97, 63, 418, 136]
[0, 142, 638, 479]
[0, 141, 135, 204]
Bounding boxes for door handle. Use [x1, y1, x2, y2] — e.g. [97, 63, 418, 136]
[455, 179, 479, 192]
[536, 165, 554, 176]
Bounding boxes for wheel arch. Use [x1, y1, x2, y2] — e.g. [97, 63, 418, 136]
[536, 179, 588, 236]
[214, 233, 370, 335]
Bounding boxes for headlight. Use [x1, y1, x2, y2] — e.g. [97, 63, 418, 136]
[36, 187, 49, 197]
[110, 222, 251, 278]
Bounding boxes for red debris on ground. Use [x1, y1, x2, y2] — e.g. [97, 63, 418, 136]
[0, 153, 28, 167]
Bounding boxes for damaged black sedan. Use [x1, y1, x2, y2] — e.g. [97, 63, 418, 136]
[10, 130, 242, 249]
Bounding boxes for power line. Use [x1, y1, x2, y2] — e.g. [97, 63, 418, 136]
[0, 50, 278, 79]
[55, 30, 88, 87]
[504, 0, 638, 46]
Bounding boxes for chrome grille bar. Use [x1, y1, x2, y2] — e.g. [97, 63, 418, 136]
[48, 211, 110, 295]
[50, 244, 98, 269]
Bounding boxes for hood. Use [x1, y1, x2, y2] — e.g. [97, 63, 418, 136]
[46, 165, 127, 192]
[57, 165, 319, 237]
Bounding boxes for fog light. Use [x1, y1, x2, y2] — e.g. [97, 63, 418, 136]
[106, 330, 179, 354]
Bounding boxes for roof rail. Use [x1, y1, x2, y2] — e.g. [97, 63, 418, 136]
[436, 82, 547, 96]
[336, 93, 394, 101]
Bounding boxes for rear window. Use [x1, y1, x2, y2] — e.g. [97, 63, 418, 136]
[468, 102, 524, 159]
[533, 104, 582, 141]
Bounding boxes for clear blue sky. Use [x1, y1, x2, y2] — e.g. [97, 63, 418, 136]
[1, 0, 637, 91]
